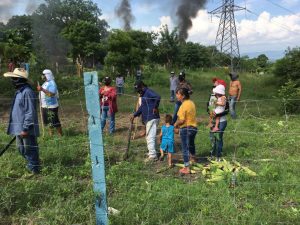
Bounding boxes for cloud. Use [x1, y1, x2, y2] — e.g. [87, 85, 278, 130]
[100, 13, 116, 26]
[147, 9, 300, 53]
[141, 16, 174, 33]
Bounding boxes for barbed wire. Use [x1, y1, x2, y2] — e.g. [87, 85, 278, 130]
[1, 89, 300, 102]
[1, 83, 299, 224]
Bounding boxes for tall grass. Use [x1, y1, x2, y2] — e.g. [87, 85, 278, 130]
[0, 69, 299, 224]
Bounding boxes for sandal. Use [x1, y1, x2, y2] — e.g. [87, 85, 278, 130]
[179, 167, 191, 174]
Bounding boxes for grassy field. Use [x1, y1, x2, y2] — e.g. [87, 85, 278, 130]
[0, 69, 299, 224]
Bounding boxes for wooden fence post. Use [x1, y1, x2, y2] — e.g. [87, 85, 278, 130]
[84, 71, 108, 225]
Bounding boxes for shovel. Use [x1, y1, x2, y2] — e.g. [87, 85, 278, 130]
[0, 136, 16, 157]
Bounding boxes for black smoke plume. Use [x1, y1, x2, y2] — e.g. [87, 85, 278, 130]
[176, 0, 207, 41]
[116, 0, 134, 31]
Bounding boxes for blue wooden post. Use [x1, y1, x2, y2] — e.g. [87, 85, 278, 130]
[84, 71, 108, 225]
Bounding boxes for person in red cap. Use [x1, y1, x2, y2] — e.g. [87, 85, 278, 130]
[212, 77, 227, 88]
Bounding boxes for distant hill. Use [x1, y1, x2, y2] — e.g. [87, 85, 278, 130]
[242, 50, 285, 61]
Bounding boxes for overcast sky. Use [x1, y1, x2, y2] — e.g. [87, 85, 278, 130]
[1, 0, 300, 57]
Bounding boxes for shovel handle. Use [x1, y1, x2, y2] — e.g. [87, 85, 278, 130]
[0, 136, 16, 157]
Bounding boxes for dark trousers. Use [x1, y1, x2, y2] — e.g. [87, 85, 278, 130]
[180, 127, 198, 166]
[16, 135, 40, 172]
[210, 120, 227, 157]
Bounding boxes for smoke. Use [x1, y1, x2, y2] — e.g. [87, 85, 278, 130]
[26, 1, 43, 15]
[176, 0, 207, 41]
[0, 0, 18, 23]
[116, 0, 134, 31]
[0, 0, 43, 23]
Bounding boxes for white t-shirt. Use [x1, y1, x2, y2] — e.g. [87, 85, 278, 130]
[214, 99, 225, 114]
[41, 80, 59, 108]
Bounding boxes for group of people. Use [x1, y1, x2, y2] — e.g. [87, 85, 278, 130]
[3, 68, 62, 175]
[127, 71, 242, 174]
[3, 66, 241, 176]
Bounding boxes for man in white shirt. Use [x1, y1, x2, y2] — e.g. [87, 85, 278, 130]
[37, 69, 63, 136]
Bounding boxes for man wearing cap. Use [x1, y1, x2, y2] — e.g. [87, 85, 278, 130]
[172, 72, 192, 125]
[3, 68, 41, 174]
[37, 69, 62, 136]
[169, 71, 178, 102]
[228, 72, 242, 119]
[130, 81, 160, 162]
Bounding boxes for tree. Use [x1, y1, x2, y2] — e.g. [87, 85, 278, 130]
[150, 26, 180, 68]
[128, 30, 153, 71]
[0, 15, 33, 62]
[34, 0, 107, 32]
[104, 30, 134, 75]
[239, 56, 258, 73]
[62, 20, 105, 66]
[104, 29, 154, 76]
[274, 47, 300, 84]
[178, 42, 211, 69]
[256, 54, 269, 70]
[32, 0, 108, 66]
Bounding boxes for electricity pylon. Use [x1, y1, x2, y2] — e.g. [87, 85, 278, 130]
[209, 0, 245, 72]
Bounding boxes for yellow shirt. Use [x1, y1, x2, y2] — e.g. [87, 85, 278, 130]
[177, 99, 197, 128]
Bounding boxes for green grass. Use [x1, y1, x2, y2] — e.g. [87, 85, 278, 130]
[0, 69, 299, 224]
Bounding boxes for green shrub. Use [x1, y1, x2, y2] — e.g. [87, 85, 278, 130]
[278, 79, 300, 114]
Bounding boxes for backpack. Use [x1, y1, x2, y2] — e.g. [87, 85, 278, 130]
[224, 99, 230, 115]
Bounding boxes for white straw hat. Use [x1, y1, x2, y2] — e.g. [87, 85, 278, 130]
[4, 68, 28, 79]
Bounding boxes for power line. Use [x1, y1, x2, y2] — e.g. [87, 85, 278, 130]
[264, 0, 299, 15]
[245, 8, 300, 36]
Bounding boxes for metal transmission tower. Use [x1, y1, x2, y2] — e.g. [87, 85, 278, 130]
[209, 0, 245, 71]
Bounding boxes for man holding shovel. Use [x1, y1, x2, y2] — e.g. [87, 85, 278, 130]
[3, 68, 40, 174]
[130, 81, 160, 162]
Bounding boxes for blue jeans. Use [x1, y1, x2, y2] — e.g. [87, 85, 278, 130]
[210, 120, 227, 157]
[229, 96, 238, 119]
[117, 86, 124, 95]
[180, 127, 198, 166]
[101, 106, 115, 134]
[16, 135, 40, 173]
[170, 90, 175, 101]
[172, 101, 182, 124]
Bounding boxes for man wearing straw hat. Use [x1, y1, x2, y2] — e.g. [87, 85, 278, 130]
[3, 68, 41, 175]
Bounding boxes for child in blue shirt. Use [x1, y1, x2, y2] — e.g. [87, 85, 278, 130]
[159, 114, 178, 167]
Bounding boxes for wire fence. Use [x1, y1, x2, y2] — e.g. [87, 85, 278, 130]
[0, 86, 299, 225]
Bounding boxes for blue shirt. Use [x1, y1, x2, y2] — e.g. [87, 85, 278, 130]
[7, 84, 40, 137]
[133, 88, 160, 123]
[162, 125, 174, 142]
[41, 80, 58, 108]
